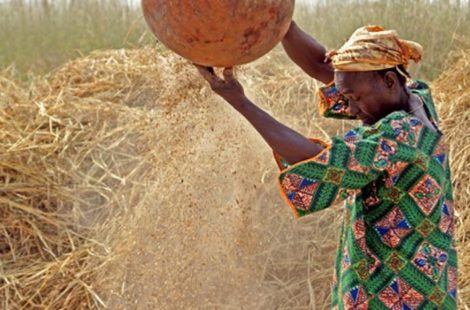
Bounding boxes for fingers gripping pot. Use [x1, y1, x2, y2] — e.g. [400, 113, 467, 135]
[142, 0, 295, 67]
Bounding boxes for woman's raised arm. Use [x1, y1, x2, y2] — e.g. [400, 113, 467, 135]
[281, 21, 334, 85]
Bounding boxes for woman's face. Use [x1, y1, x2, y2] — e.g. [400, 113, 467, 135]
[334, 71, 403, 125]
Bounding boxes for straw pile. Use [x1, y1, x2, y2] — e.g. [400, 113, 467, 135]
[0, 46, 468, 309]
[0, 49, 166, 309]
[433, 49, 470, 306]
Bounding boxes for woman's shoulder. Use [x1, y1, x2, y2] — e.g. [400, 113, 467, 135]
[407, 79, 440, 124]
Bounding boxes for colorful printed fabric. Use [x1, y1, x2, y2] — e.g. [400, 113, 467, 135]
[317, 82, 358, 120]
[275, 81, 458, 309]
[326, 25, 423, 72]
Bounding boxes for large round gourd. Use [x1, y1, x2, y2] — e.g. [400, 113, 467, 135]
[142, 0, 295, 67]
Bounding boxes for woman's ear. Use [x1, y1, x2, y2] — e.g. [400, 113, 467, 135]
[383, 71, 399, 89]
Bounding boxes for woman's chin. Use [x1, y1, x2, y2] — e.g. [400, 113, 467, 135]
[361, 117, 374, 126]
[355, 113, 376, 126]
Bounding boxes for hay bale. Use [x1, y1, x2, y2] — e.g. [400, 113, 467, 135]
[0, 48, 173, 309]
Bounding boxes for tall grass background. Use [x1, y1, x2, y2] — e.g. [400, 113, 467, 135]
[1, 0, 469, 80]
[0, 0, 155, 77]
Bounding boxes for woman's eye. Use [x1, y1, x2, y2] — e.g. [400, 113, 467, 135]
[347, 94, 360, 102]
[340, 91, 360, 102]
[345, 94, 359, 102]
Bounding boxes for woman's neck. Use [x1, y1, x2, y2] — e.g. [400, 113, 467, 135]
[401, 87, 412, 112]
[407, 92, 438, 132]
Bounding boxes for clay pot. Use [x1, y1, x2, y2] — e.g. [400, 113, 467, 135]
[142, 0, 295, 67]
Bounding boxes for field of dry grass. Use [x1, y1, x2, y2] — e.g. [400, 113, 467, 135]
[1, 1, 470, 309]
[1, 0, 469, 79]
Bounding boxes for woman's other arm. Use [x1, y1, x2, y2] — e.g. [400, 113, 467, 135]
[281, 21, 334, 85]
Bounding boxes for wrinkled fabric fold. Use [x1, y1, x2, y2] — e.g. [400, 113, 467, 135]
[327, 25, 423, 72]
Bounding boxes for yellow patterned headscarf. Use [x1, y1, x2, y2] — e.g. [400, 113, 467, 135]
[326, 25, 423, 72]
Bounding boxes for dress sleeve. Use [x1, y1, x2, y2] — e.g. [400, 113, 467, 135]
[275, 113, 422, 218]
[317, 81, 358, 120]
[273, 138, 330, 171]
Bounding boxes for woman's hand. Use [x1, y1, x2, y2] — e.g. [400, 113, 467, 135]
[194, 65, 245, 104]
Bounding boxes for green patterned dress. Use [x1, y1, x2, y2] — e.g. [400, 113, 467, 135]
[274, 81, 458, 309]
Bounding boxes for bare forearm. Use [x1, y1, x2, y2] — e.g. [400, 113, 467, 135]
[282, 21, 334, 84]
[194, 65, 325, 164]
[228, 95, 325, 164]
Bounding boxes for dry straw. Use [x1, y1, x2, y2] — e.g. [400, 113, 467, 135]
[0, 48, 172, 309]
[0, 47, 468, 309]
[433, 49, 470, 307]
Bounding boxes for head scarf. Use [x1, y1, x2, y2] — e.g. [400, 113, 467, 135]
[326, 25, 423, 72]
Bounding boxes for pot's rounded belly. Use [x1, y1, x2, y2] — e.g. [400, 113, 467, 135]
[142, 0, 295, 67]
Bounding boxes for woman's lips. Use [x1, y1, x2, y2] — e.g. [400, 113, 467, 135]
[357, 114, 372, 124]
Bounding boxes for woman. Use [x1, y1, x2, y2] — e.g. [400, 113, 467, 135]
[195, 23, 458, 310]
